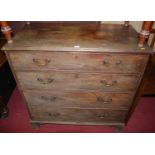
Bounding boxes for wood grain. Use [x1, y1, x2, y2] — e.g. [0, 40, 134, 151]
[16, 71, 140, 92]
[9, 51, 148, 73]
[2, 23, 152, 53]
[23, 90, 134, 110]
[29, 106, 127, 124]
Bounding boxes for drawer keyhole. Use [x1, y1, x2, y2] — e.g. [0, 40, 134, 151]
[103, 60, 110, 66]
[115, 60, 122, 65]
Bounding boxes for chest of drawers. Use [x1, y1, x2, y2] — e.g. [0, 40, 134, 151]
[2, 22, 152, 129]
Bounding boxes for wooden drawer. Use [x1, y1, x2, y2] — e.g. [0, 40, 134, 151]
[16, 71, 140, 92]
[8, 51, 148, 73]
[29, 107, 127, 124]
[24, 91, 134, 110]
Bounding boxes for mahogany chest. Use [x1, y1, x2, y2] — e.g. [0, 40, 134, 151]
[2, 22, 152, 128]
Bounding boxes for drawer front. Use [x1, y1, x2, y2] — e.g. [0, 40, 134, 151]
[9, 51, 147, 73]
[24, 91, 134, 109]
[29, 107, 127, 124]
[16, 71, 140, 91]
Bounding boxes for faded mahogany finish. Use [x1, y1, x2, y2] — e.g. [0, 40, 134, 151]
[23, 90, 134, 109]
[2, 22, 152, 130]
[9, 51, 148, 73]
[16, 71, 140, 92]
[29, 106, 127, 125]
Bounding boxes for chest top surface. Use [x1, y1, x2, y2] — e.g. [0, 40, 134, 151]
[2, 22, 152, 53]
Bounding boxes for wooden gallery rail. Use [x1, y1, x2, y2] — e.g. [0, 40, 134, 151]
[0, 21, 13, 43]
[0, 21, 154, 46]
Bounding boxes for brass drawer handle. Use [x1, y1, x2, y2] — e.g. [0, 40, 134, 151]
[103, 60, 122, 66]
[97, 97, 112, 104]
[41, 96, 56, 101]
[33, 58, 50, 66]
[37, 78, 54, 84]
[96, 113, 109, 118]
[100, 80, 117, 87]
[45, 112, 60, 117]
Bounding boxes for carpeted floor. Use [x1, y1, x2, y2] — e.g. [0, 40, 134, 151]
[0, 87, 155, 133]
